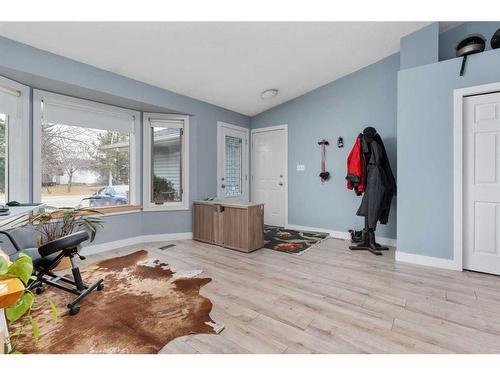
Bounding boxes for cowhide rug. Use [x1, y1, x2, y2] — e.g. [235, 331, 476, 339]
[11, 250, 223, 354]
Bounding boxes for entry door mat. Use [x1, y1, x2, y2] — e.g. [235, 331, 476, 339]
[264, 225, 329, 254]
[10, 250, 223, 354]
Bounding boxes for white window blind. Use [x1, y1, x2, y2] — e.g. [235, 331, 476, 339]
[149, 117, 185, 129]
[42, 98, 136, 133]
[0, 84, 21, 116]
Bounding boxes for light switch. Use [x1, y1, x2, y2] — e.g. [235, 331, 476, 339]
[296, 164, 305, 171]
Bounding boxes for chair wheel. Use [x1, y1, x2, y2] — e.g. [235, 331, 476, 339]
[97, 282, 104, 291]
[68, 305, 80, 316]
[35, 286, 45, 295]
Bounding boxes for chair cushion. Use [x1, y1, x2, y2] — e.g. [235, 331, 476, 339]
[11, 248, 59, 269]
[38, 231, 89, 257]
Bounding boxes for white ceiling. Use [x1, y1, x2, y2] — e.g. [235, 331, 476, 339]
[0, 22, 433, 116]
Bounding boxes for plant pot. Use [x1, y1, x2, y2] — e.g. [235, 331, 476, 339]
[0, 278, 24, 309]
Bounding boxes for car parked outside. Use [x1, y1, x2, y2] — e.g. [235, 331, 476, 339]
[88, 185, 129, 207]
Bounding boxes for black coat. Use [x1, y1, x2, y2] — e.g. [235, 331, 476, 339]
[356, 135, 396, 228]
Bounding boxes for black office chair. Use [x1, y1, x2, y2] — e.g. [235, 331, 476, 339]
[14, 231, 104, 315]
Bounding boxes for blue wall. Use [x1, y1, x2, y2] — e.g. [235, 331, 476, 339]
[398, 48, 500, 259]
[400, 23, 439, 70]
[251, 53, 400, 239]
[0, 36, 250, 246]
[3, 22, 500, 255]
[439, 22, 500, 61]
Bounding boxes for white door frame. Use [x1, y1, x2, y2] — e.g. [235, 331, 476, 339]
[453, 81, 500, 271]
[217, 121, 249, 200]
[250, 124, 288, 227]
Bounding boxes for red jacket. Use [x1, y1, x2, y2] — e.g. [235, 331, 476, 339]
[346, 136, 366, 195]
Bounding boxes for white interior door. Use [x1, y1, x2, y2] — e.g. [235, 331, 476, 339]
[251, 126, 287, 227]
[464, 92, 500, 275]
[217, 122, 249, 201]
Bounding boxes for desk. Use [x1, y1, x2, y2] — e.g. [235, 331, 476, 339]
[0, 205, 43, 227]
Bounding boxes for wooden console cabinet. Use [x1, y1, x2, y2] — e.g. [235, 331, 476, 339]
[193, 201, 264, 253]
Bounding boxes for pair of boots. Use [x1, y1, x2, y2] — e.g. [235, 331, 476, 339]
[349, 228, 388, 255]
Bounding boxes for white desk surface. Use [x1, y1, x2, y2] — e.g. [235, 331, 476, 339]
[0, 205, 43, 227]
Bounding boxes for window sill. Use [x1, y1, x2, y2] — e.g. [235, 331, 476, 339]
[142, 205, 190, 212]
[91, 205, 143, 216]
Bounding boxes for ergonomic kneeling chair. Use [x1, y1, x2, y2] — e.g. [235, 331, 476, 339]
[24, 231, 104, 315]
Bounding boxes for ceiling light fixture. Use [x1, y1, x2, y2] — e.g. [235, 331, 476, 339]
[261, 89, 278, 100]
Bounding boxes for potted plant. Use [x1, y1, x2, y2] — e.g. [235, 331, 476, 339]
[3, 206, 104, 270]
[0, 206, 102, 353]
[0, 251, 58, 354]
[16, 206, 104, 245]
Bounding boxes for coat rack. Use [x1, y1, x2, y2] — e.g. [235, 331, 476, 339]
[346, 127, 396, 256]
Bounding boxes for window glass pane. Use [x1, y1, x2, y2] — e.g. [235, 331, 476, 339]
[0, 113, 7, 202]
[41, 122, 130, 208]
[225, 135, 242, 197]
[152, 126, 182, 203]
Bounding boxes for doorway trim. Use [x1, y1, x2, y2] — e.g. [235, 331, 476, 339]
[453, 81, 500, 272]
[250, 124, 288, 227]
[216, 121, 250, 201]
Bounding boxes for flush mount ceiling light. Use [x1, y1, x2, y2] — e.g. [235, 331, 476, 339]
[261, 89, 279, 100]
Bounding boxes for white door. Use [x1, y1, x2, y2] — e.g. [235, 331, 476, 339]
[217, 122, 249, 201]
[251, 127, 287, 227]
[464, 92, 500, 275]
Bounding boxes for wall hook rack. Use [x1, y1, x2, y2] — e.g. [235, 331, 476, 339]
[318, 139, 330, 182]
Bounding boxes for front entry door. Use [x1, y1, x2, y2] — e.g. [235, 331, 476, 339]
[251, 127, 287, 227]
[463, 92, 500, 275]
[217, 122, 249, 201]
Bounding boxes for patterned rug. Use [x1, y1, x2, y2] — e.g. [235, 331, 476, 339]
[263, 226, 329, 254]
[10, 250, 223, 354]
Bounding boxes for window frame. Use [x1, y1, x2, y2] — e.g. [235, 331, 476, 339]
[32, 90, 141, 207]
[0, 76, 30, 203]
[216, 121, 249, 201]
[143, 112, 189, 211]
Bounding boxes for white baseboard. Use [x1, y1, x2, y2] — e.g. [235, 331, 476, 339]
[82, 232, 193, 255]
[286, 224, 461, 271]
[395, 251, 461, 271]
[80, 228, 461, 272]
[286, 223, 397, 248]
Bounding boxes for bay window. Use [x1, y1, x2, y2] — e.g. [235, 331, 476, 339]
[143, 113, 189, 210]
[33, 91, 140, 209]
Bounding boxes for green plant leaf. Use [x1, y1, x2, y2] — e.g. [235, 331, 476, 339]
[6, 292, 34, 322]
[7, 253, 33, 284]
[29, 316, 40, 342]
[7, 325, 25, 339]
[0, 256, 8, 275]
[49, 300, 59, 323]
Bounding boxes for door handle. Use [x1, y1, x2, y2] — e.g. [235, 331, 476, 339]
[278, 182, 283, 186]
[221, 184, 226, 188]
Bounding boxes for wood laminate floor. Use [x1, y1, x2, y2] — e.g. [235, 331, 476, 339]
[84, 238, 500, 353]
